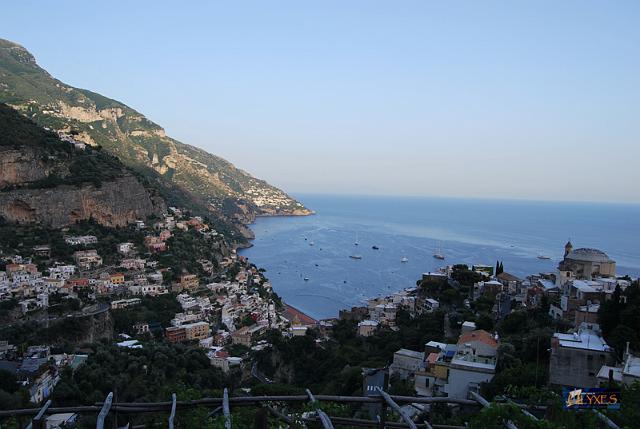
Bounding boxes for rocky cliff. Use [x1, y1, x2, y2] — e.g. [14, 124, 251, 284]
[0, 174, 162, 228]
[0, 38, 312, 227]
[0, 102, 164, 228]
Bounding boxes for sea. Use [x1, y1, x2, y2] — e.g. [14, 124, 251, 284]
[238, 194, 640, 320]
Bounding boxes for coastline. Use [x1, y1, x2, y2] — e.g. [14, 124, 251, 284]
[283, 304, 318, 325]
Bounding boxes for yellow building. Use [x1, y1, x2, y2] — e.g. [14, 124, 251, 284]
[184, 322, 210, 341]
[110, 273, 125, 285]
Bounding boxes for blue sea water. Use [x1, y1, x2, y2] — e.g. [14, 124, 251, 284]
[239, 194, 640, 320]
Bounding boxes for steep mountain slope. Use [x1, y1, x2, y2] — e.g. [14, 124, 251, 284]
[0, 38, 311, 230]
[0, 102, 164, 227]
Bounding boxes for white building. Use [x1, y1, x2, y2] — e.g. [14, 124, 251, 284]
[389, 349, 425, 380]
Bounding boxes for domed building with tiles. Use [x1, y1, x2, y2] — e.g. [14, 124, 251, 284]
[558, 241, 616, 282]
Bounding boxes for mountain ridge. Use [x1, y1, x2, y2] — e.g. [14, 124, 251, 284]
[0, 38, 311, 238]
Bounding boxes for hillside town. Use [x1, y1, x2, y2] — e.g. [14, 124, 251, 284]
[0, 206, 312, 409]
[2, 211, 639, 427]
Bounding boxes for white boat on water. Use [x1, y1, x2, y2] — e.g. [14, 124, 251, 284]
[537, 255, 551, 260]
[400, 257, 409, 263]
[350, 255, 363, 260]
[309, 241, 315, 246]
[304, 277, 310, 281]
[433, 242, 445, 260]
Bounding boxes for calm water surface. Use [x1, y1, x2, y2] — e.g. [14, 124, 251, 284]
[239, 194, 640, 319]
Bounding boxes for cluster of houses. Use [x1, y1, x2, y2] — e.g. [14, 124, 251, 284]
[243, 183, 308, 212]
[349, 241, 638, 399]
[155, 258, 300, 372]
[389, 322, 499, 399]
[0, 342, 87, 405]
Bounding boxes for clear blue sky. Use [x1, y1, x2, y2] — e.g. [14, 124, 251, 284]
[4, 1, 640, 202]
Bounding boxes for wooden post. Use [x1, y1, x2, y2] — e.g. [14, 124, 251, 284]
[469, 391, 518, 429]
[223, 388, 231, 429]
[96, 392, 113, 429]
[168, 393, 177, 429]
[376, 388, 417, 429]
[26, 399, 51, 429]
[592, 410, 621, 429]
[378, 396, 386, 429]
[306, 389, 335, 429]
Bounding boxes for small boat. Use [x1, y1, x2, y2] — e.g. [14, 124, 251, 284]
[350, 255, 363, 260]
[354, 232, 359, 246]
[401, 257, 409, 263]
[304, 277, 309, 281]
[433, 242, 445, 260]
[309, 241, 314, 246]
[372, 245, 379, 250]
[537, 255, 551, 260]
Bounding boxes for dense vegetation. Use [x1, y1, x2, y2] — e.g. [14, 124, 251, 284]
[154, 228, 224, 282]
[0, 103, 125, 188]
[255, 310, 444, 395]
[598, 281, 640, 358]
[0, 38, 309, 235]
[112, 294, 182, 336]
[0, 219, 147, 267]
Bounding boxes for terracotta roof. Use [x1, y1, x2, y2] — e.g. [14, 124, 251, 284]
[497, 272, 521, 282]
[457, 330, 498, 349]
[284, 305, 317, 325]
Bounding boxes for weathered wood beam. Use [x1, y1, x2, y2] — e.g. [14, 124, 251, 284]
[223, 388, 231, 429]
[25, 399, 51, 429]
[306, 389, 335, 429]
[376, 388, 417, 429]
[168, 393, 177, 429]
[592, 410, 621, 429]
[468, 391, 517, 429]
[96, 392, 113, 429]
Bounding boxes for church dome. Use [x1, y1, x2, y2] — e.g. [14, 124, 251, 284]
[565, 248, 614, 263]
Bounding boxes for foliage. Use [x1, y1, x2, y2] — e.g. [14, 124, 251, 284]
[599, 282, 640, 357]
[0, 103, 125, 190]
[153, 228, 222, 279]
[112, 294, 182, 335]
[51, 342, 228, 405]
[256, 310, 444, 394]
[451, 264, 485, 286]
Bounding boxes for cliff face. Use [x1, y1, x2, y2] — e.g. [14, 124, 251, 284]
[0, 174, 163, 228]
[0, 102, 164, 228]
[0, 38, 312, 223]
[0, 146, 58, 187]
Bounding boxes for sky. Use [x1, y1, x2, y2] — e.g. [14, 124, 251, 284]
[3, 1, 640, 203]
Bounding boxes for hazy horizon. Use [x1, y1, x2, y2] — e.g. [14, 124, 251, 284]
[4, 1, 640, 203]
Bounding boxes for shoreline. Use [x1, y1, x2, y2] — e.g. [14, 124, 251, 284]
[283, 304, 318, 325]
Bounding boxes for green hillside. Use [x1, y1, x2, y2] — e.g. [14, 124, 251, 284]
[0, 38, 311, 227]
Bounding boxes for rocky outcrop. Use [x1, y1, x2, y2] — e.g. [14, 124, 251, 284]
[0, 174, 164, 228]
[0, 147, 62, 187]
[0, 38, 312, 220]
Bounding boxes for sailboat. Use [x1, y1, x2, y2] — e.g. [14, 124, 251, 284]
[354, 232, 359, 246]
[433, 242, 445, 260]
